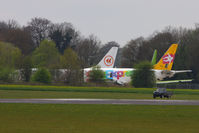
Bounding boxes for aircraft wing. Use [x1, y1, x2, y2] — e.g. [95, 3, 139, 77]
[157, 79, 193, 84]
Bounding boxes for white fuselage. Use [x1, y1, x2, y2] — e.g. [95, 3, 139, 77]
[84, 68, 176, 84]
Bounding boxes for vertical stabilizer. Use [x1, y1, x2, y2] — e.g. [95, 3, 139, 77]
[151, 49, 157, 65]
[97, 47, 118, 68]
[154, 44, 178, 70]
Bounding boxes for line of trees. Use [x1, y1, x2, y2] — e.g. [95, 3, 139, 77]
[122, 26, 199, 82]
[0, 18, 199, 84]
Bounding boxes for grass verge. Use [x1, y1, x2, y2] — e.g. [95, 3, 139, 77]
[0, 103, 199, 133]
[0, 84, 155, 93]
[0, 85, 199, 99]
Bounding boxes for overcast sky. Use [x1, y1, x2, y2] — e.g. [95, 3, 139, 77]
[1, 0, 199, 46]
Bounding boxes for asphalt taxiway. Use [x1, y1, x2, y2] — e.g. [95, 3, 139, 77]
[0, 99, 199, 105]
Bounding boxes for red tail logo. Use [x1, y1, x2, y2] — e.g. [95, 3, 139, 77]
[106, 58, 111, 63]
[162, 54, 175, 64]
[104, 55, 114, 66]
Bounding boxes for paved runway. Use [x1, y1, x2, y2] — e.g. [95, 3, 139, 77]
[0, 99, 199, 105]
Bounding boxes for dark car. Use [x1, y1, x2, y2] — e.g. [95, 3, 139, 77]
[153, 88, 173, 98]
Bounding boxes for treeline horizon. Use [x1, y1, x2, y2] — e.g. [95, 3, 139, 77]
[0, 17, 199, 83]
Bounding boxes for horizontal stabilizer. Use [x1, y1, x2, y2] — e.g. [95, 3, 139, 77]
[157, 79, 193, 84]
[173, 70, 192, 74]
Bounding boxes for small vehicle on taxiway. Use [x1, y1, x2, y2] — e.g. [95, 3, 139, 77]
[153, 88, 173, 99]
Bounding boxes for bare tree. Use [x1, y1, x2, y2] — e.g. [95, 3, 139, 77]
[75, 35, 101, 68]
[0, 20, 34, 55]
[121, 37, 144, 67]
[0, 20, 20, 30]
[49, 22, 79, 54]
[26, 17, 51, 47]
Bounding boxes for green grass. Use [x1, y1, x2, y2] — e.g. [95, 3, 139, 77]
[0, 84, 199, 99]
[0, 90, 154, 99]
[1, 90, 199, 100]
[0, 84, 155, 93]
[0, 103, 199, 133]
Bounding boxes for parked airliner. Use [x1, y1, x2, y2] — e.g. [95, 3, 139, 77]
[84, 44, 191, 84]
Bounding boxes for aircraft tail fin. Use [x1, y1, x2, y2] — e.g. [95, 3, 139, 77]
[97, 47, 118, 68]
[154, 44, 178, 70]
[151, 49, 157, 65]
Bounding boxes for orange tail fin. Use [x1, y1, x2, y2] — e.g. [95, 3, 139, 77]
[154, 44, 178, 70]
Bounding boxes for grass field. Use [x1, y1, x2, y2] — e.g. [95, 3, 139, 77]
[0, 85, 199, 100]
[0, 103, 199, 133]
[0, 90, 154, 99]
[0, 85, 199, 133]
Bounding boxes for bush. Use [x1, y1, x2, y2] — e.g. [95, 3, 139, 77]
[0, 67, 15, 82]
[89, 66, 105, 83]
[131, 61, 156, 88]
[31, 68, 51, 84]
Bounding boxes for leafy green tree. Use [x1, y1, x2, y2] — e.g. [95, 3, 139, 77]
[0, 42, 21, 83]
[60, 48, 82, 84]
[61, 48, 80, 69]
[31, 40, 60, 68]
[20, 56, 33, 82]
[131, 61, 156, 88]
[0, 41, 22, 68]
[31, 68, 51, 83]
[89, 66, 105, 83]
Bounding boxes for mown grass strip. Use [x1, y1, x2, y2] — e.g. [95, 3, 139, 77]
[0, 85, 199, 95]
[0, 85, 154, 94]
[0, 103, 199, 133]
